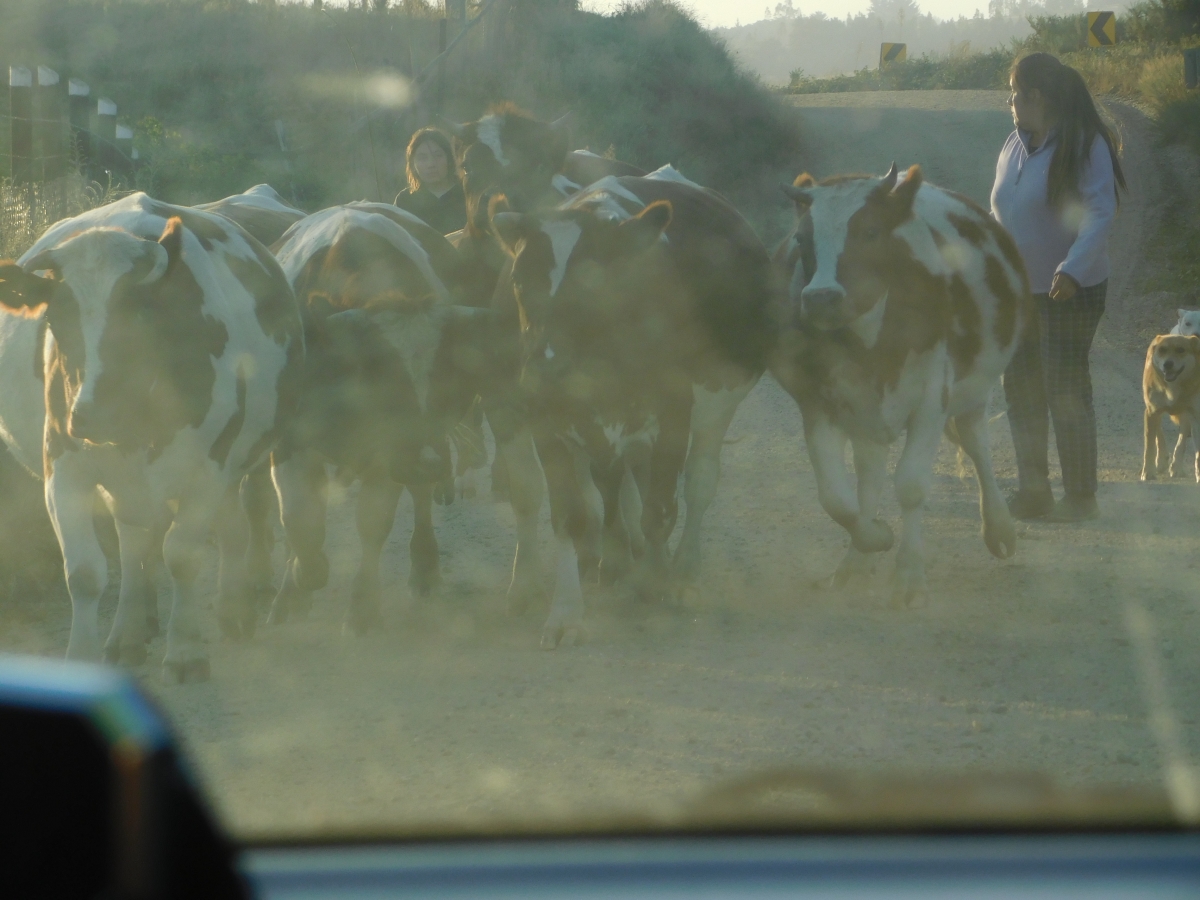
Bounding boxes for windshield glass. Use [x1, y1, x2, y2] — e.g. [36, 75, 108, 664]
[1, 0, 1198, 842]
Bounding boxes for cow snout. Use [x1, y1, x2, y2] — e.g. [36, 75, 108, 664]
[801, 285, 848, 327]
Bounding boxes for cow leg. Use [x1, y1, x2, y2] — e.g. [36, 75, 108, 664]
[161, 485, 224, 684]
[638, 404, 690, 601]
[536, 436, 590, 649]
[269, 451, 329, 625]
[344, 469, 402, 636]
[953, 406, 1016, 560]
[241, 463, 277, 611]
[820, 439, 890, 589]
[214, 484, 257, 642]
[673, 380, 755, 586]
[103, 518, 156, 665]
[595, 459, 632, 585]
[575, 453, 604, 582]
[891, 410, 946, 608]
[46, 464, 107, 662]
[498, 430, 546, 616]
[622, 441, 650, 560]
[407, 482, 441, 597]
[805, 413, 893, 565]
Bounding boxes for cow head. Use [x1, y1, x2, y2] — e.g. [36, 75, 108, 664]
[0, 218, 229, 451]
[289, 215, 493, 486]
[441, 106, 571, 238]
[780, 164, 922, 331]
[488, 194, 671, 411]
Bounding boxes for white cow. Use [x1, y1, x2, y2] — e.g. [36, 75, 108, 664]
[0, 193, 304, 681]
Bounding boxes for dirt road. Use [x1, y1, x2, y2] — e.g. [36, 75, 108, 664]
[4, 91, 1200, 838]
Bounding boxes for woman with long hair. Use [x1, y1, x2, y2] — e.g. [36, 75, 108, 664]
[992, 52, 1127, 522]
[394, 127, 466, 235]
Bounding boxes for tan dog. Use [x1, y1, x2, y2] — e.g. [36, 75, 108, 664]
[1142, 333, 1200, 481]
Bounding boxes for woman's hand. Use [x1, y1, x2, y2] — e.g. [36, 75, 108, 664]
[1049, 271, 1079, 301]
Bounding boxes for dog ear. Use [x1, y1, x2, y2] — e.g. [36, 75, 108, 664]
[1187, 334, 1200, 355]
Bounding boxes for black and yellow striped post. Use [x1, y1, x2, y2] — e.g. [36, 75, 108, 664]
[1087, 11, 1116, 47]
[880, 42, 907, 67]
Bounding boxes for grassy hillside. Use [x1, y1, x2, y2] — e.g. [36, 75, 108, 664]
[1, 0, 805, 219]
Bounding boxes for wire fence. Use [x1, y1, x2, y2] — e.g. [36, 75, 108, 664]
[0, 172, 118, 260]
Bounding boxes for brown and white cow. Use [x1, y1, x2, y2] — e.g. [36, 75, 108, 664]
[489, 167, 776, 647]
[197, 184, 306, 248]
[268, 203, 491, 634]
[0, 192, 304, 680]
[772, 164, 1031, 606]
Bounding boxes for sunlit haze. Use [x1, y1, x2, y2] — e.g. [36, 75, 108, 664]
[581, 0, 994, 27]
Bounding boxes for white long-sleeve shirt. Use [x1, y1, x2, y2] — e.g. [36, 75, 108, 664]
[990, 128, 1117, 294]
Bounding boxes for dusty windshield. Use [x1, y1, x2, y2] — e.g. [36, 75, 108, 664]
[1, 0, 1199, 841]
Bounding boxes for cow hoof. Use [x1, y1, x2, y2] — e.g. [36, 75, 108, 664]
[983, 520, 1017, 560]
[540, 622, 583, 650]
[163, 658, 210, 684]
[408, 572, 441, 598]
[344, 608, 383, 636]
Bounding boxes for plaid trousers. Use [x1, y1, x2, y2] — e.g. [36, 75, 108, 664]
[1002, 280, 1107, 497]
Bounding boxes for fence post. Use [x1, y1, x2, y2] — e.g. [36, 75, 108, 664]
[68, 79, 91, 174]
[96, 97, 117, 174]
[9, 66, 33, 184]
[116, 124, 133, 165]
[35, 66, 65, 181]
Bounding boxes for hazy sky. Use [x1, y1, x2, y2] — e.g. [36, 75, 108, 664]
[581, 0, 994, 27]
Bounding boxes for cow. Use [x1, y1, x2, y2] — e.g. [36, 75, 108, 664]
[771, 164, 1030, 606]
[267, 203, 492, 634]
[488, 166, 777, 648]
[197, 184, 306, 248]
[0, 192, 304, 681]
[439, 106, 663, 618]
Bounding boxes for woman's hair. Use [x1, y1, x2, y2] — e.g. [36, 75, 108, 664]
[405, 127, 455, 193]
[1011, 52, 1127, 208]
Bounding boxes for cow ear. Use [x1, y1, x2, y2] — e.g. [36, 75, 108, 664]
[793, 173, 816, 189]
[617, 200, 671, 254]
[0, 261, 55, 317]
[890, 165, 923, 213]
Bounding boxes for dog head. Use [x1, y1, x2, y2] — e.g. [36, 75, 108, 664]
[1175, 309, 1200, 337]
[1150, 333, 1200, 384]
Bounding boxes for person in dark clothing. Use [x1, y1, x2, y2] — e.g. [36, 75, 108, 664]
[393, 127, 466, 235]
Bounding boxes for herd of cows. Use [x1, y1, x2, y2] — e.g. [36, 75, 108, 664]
[0, 105, 1034, 682]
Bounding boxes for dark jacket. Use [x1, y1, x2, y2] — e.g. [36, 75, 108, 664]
[393, 182, 467, 235]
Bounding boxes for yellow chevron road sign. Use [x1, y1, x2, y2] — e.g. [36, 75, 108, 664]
[880, 43, 907, 66]
[1088, 11, 1116, 47]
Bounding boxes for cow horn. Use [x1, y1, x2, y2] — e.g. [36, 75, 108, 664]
[434, 114, 468, 138]
[882, 162, 899, 190]
[548, 111, 572, 132]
